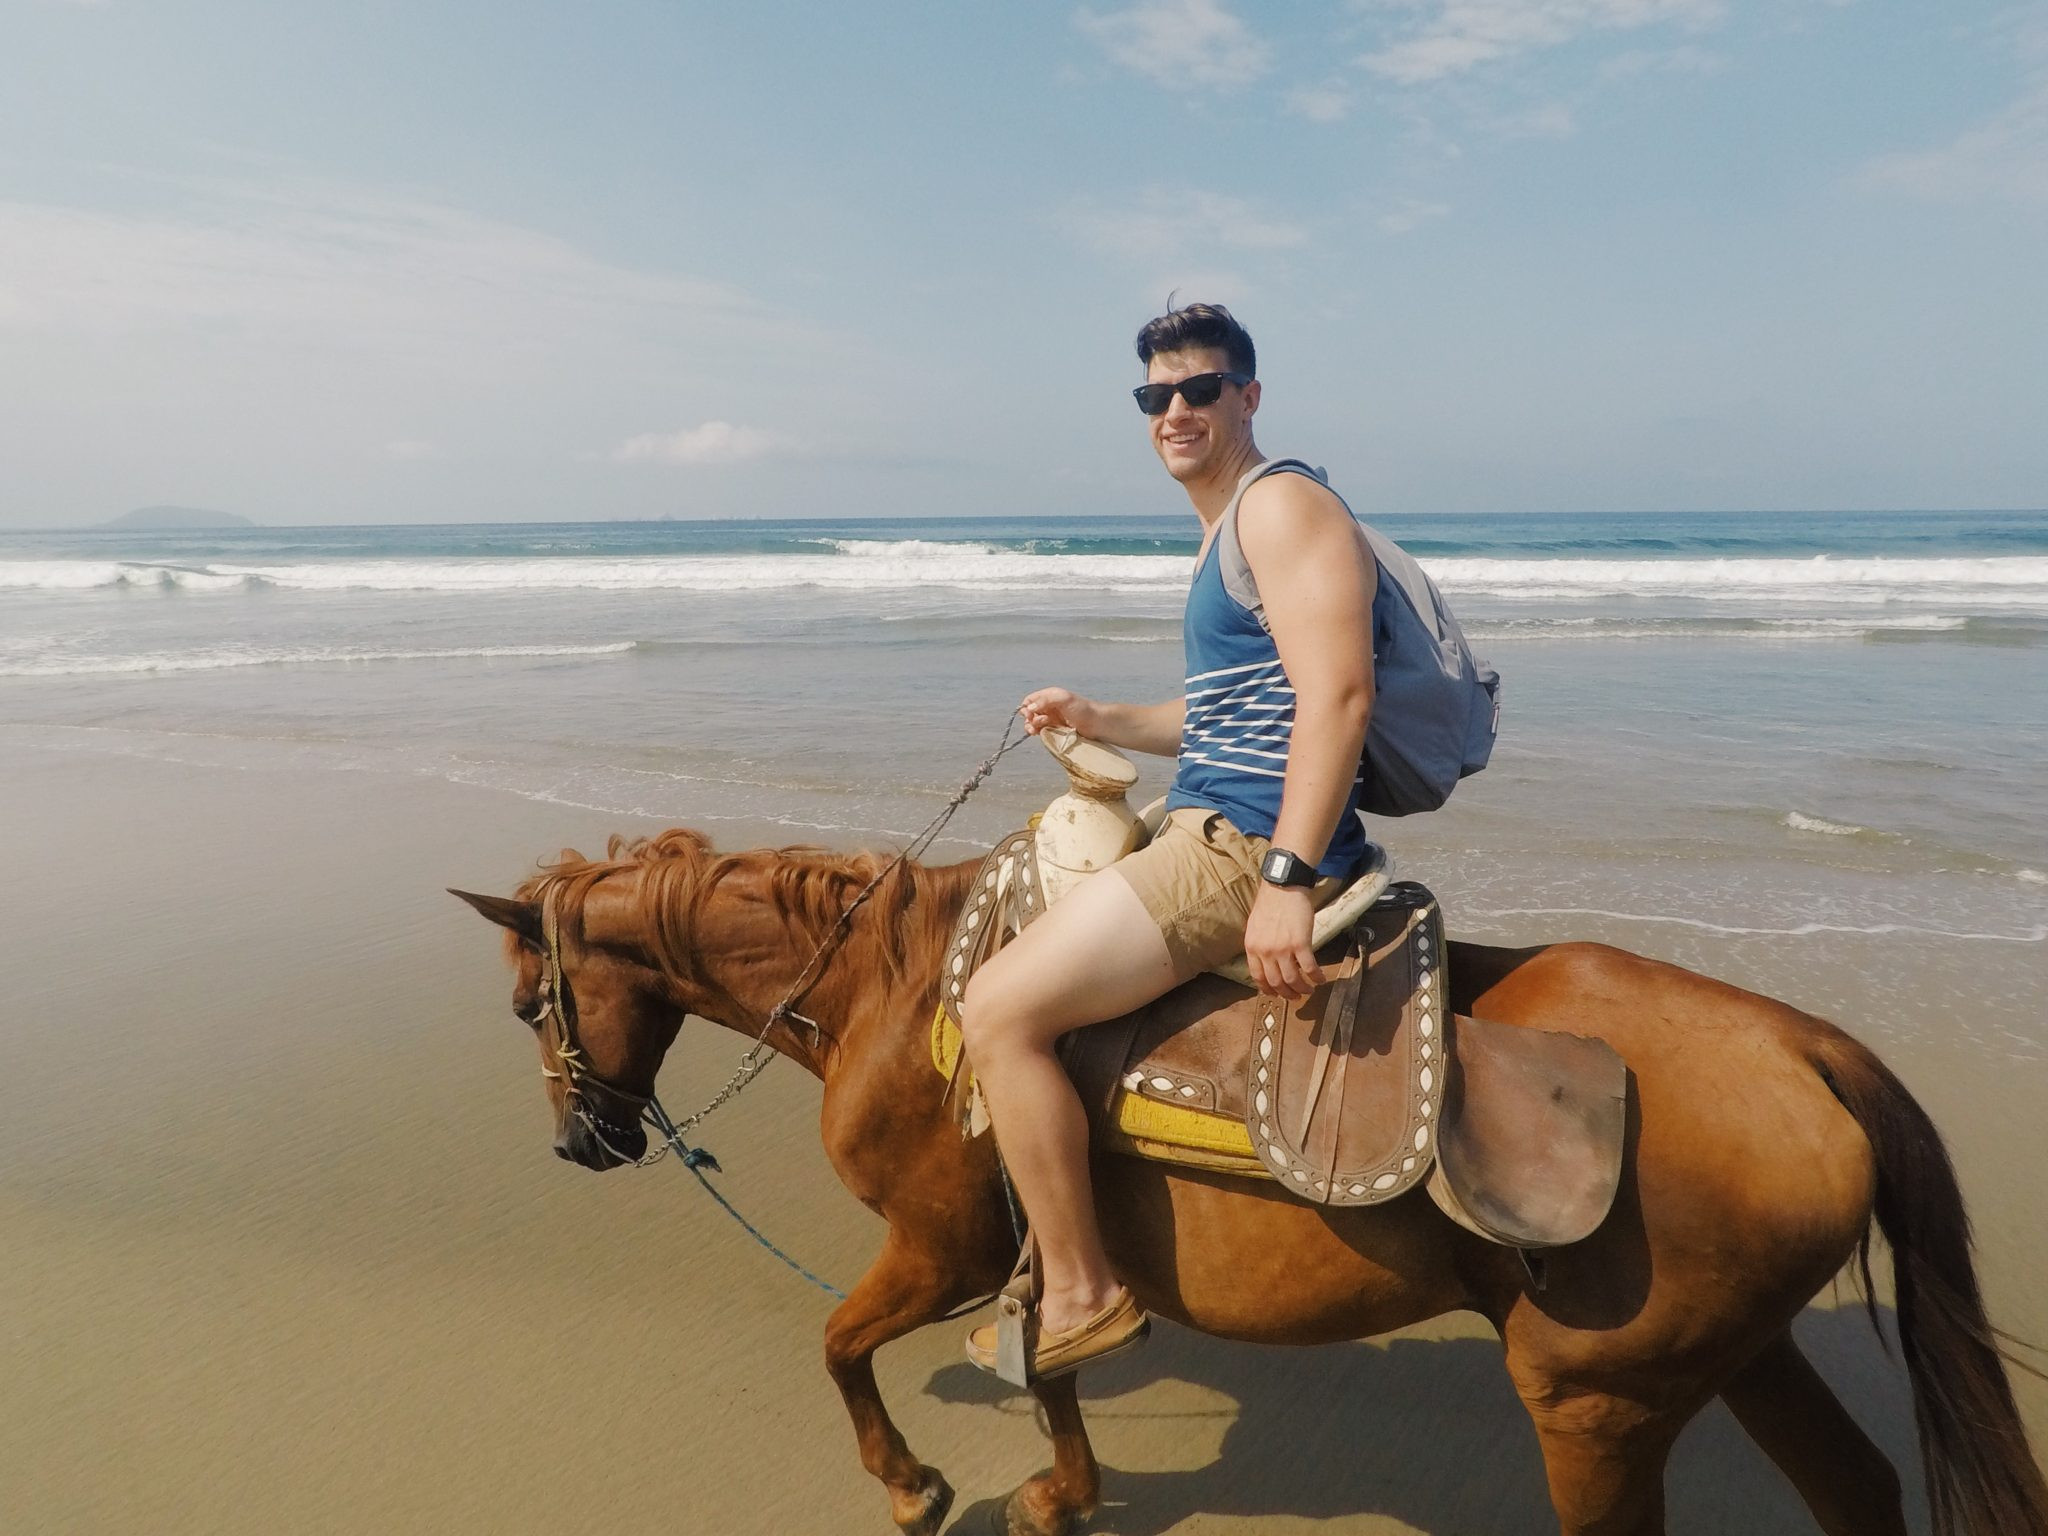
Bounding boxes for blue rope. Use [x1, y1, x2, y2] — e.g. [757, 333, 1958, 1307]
[644, 1099, 848, 1300]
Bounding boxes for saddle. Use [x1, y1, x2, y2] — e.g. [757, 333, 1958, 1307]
[932, 738, 1627, 1248]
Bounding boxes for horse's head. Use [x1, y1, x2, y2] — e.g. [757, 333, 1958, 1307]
[457, 829, 963, 1175]
[451, 850, 688, 1171]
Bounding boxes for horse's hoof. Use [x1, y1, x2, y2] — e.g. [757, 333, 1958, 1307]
[895, 1466, 954, 1536]
[997, 1482, 1091, 1536]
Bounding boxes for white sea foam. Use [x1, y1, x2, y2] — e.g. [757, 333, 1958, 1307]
[1783, 811, 1868, 837]
[1472, 615, 1979, 642]
[4, 548, 2031, 606]
[0, 551, 1191, 595]
[0, 642, 633, 677]
[1429, 555, 2048, 608]
[2017, 869, 2048, 885]
[7, 550, 2046, 604]
[0, 561, 248, 593]
[1463, 905, 2048, 944]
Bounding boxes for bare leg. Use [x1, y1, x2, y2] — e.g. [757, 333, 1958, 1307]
[1719, 1331, 1908, 1536]
[824, 1233, 971, 1535]
[959, 868, 1179, 1333]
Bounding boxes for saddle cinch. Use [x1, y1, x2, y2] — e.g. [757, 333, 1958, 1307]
[931, 729, 1628, 1251]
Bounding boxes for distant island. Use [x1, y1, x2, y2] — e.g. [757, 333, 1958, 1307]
[98, 505, 255, 529]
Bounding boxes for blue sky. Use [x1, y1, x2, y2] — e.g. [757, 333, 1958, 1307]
[3, 0, 2044, 524]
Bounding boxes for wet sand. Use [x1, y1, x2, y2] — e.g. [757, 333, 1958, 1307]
[4, 732, 2043, 1535]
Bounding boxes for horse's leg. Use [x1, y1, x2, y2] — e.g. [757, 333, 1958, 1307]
[1520, 1386, 1681, 1536]
[1719, 1330, 1908, 1536]
[999, 1374, 1102, 1536]
[823, 1233, 965, 1536]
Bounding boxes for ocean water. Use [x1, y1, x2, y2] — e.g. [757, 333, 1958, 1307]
[5, 508, 2045, 1047]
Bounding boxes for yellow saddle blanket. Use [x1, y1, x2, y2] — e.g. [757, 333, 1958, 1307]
[931, 1002, 1270, 1178]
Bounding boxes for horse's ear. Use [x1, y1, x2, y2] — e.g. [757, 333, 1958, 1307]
[448, 889, 543, 948]
[557, 847, 585, 867]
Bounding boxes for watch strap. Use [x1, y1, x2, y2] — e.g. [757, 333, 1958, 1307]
[1261, 847, 1318, 889]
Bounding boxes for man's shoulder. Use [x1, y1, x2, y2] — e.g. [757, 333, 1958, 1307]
[1235, 463, 1367, 567]
[1237, 462, 1350, 524]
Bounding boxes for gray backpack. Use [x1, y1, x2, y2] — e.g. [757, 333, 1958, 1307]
[1217, 458, 1500, 817]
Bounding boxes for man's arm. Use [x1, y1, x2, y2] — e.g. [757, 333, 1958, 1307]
[1235, 473, 1377, 999]
[1019, 689, 1185, 757]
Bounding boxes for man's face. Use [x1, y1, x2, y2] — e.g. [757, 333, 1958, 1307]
[1145, 346, 1259, 485]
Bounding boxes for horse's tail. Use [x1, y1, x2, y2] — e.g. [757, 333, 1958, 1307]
[1811, 1030, 2048, 1536]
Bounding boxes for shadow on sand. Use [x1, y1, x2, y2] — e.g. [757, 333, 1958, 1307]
[925, 1302, 1927, 1535]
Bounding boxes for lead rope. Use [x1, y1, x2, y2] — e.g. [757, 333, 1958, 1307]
[624, 716, 1032, 1301]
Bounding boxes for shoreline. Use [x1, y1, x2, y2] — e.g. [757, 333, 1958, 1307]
[5, 734, 2043, 1533]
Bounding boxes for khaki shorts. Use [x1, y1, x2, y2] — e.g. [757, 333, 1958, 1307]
[1109, 807, 1345, 978]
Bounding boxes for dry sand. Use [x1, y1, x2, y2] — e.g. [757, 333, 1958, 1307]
[3, 732, 2043, 1534]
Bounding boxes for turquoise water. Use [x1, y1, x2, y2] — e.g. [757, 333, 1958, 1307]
[5, 509, 2044, 1023]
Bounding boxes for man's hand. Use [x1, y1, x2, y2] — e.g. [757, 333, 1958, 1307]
[1244, 883, 1324, 1001]
[1019, 687, 1103, 738]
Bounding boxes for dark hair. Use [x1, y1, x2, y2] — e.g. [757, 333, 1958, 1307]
[1135, 302, 1255, 379]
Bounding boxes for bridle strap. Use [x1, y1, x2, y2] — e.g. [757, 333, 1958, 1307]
[533, 878, 653, 1129]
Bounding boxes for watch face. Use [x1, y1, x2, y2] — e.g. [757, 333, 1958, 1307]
[1262, 850, 1293, 883]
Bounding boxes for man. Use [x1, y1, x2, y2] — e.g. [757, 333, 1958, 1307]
[960, 303, 1377, 1379]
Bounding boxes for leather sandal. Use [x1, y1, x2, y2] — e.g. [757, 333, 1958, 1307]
[965, 1288, 1150, 1381]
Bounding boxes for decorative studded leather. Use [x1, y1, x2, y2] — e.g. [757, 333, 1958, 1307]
[1241, 888, 1443, 1205]
[935, 830, 1625, 1239]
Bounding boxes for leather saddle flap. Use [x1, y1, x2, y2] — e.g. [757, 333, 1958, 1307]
[1430, 1012, 1628, 1248]
[1065, 885, 1445, 1208]
[1248, 894, 1441, 1204]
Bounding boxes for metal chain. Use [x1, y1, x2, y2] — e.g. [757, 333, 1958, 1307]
[658, 713, 1029, 1142]
[564, 717, 1034, 1302]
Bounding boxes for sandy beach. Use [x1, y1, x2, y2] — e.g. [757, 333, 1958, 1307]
[5, 728, 2042, 1535]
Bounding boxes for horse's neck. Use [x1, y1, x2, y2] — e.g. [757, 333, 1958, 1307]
[682, 856, 977, 1083]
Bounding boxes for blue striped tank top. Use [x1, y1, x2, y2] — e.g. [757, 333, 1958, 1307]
[1164, 470, 1368, 878]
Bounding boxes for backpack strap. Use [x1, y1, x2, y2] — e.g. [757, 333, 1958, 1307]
[1216, 458, 1346, 633]
[1219, 460, 1446, 642]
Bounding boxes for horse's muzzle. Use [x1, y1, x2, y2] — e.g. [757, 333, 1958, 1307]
[555, 1116, 646, 1170]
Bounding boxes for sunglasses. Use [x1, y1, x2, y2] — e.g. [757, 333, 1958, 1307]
[1132, 371, 1252, 415]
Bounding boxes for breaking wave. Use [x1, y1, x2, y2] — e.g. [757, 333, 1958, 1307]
[7, 549, 2046, 607]
[1, 642, 634, 677]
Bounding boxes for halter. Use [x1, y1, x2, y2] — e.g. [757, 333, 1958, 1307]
[530, 879, 655, 1156]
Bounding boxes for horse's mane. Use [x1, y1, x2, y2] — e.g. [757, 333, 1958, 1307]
[515, 828, 968, 994]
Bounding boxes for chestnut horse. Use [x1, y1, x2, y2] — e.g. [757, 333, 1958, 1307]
[453, 829, 2046, 1536]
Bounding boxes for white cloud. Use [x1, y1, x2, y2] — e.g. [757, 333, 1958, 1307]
[1377, 199, 1451, 233]
[1598, 43, 1726, 77]
[380, 439, 444, 461]
[613, 421, 783, 466]
[1859, 87, 2048, 204]
[1060, 189, 1310, 264]
[1075, 0, 1273, 89]
[1504, 101, 1577, 137]
[1286, 83, 1355, 122]
[1858, 21, 2048, 205]
[0, 179, 792, 362]
[1358, 0, 1726, 84]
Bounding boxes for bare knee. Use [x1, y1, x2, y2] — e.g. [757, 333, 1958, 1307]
[958, 969, 1042, 1062]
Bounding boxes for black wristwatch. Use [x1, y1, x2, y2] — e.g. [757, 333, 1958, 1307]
[1260, 847, 1318, 889]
